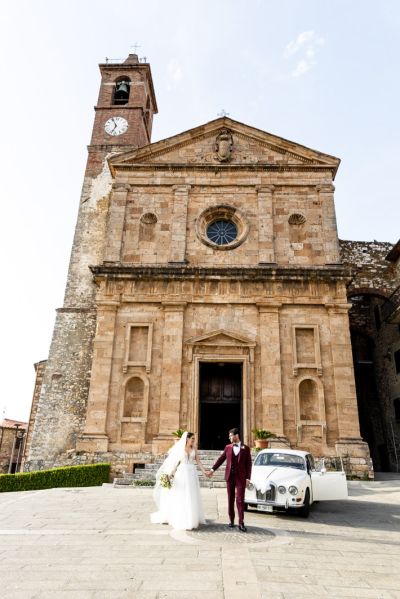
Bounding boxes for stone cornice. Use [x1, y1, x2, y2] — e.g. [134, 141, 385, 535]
[109, 163, 337, 176]
[90, 264, 351, 283]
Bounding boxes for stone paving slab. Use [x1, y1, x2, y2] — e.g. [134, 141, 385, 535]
[0, 480, 399, 598]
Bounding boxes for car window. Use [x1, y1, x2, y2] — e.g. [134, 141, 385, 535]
[306, 454, 314, 471]
[254, 452, 306, 470]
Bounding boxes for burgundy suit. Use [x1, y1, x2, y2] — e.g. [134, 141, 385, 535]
[212, 443, 252, 525]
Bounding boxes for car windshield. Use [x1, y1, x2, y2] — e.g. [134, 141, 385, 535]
[254, 452, 306, 470]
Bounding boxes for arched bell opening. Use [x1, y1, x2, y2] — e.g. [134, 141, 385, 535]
[112, 76, 131, 105]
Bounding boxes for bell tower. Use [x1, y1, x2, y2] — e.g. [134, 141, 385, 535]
[64, 53, 158, 306]
[89, 54, 157, 168]
[25, 55, 158, 470]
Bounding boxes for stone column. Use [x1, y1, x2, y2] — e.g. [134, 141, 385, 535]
[153, 302, 186, 453]
[317, 184, 341, 265]
[257, 303, 285, 438]
[76, 301, 119, 452]
[103, 183, 130, 263]
[169, 185, 191, 263]
[257, 185, 275, 264]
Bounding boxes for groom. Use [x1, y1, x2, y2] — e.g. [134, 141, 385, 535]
[208, 428, 252, 532]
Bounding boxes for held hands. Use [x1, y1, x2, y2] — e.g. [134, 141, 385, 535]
[206, 470, 214, 478]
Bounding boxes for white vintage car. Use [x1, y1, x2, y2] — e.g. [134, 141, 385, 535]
[245, 448, 348, 518]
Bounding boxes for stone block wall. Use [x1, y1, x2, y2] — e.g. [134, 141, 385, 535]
[340, 239, 400, 471]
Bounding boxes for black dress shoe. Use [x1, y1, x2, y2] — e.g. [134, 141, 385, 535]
[238, 524, 247, 532]
[228, 522, 235, 528]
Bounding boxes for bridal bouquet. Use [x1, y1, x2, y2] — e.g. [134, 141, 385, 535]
[159, 474, 172, 489]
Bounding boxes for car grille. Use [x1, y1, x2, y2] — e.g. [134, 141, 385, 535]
[256, 483, 276, 502]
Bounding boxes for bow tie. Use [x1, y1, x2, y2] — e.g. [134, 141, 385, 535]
[233, 443, 240, 447]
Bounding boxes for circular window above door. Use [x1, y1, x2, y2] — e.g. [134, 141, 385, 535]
[196, 205, 249, 250]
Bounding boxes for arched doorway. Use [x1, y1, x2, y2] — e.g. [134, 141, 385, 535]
[199, 362, 242, 450]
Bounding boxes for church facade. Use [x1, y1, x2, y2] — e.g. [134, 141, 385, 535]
[25, 55, 371, 477]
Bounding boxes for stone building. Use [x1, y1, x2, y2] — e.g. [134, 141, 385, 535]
[25, 54, 371, 477]
[0, 419, 28, 474]
[340, 240, 400, 471]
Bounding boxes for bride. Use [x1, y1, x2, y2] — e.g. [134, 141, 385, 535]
[150, 431, 207, 530]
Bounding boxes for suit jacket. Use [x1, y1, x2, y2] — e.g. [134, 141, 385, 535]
[212, 443, 252, 482]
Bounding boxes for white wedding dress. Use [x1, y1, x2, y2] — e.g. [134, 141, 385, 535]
[151, 435, 205, 531]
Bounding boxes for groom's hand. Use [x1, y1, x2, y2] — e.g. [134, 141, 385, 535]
[246, 479, 252, 489]
[207, 470, 214, 478]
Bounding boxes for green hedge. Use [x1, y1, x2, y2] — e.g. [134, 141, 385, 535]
[0, 463, 110, 493]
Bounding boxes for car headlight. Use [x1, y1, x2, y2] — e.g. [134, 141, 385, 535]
[278, 485, 286, 494]
[288, 486, 298, 495]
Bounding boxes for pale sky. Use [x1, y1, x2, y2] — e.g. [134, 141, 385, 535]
[0, 0, 399, 422]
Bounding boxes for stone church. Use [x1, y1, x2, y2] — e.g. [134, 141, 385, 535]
[25, 54, 371, 477]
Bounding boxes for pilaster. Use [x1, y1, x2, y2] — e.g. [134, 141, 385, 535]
[317, 184, 341, 264]
[169, 185, 191, 263]
[257, 303, 285, 437]
[327, 303, 363, 439]
[256, 185, 275, 264]
[153, 302, 186, 453]
[76, 301, 119, 452]
[104, 183, 131, 263]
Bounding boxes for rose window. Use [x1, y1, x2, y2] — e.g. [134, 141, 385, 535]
[206, 220, 238, 245]
[196, 205, 249, 251]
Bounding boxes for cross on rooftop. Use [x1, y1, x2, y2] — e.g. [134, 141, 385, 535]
[217, 109, 230, 117]
[131, 42, 141, 53]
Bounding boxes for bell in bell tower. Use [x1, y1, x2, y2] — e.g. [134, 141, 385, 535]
[113, 79, 130, 105]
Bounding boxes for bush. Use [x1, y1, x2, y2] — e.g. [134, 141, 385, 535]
[133, 479, 155, 487]
[0, 463, 110, 493]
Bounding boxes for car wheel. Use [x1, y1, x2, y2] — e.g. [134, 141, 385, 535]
[298, 489, 310, 518]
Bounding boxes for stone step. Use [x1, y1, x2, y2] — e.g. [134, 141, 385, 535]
[113, 450, 229, 489]
[113, 478, 227, 489]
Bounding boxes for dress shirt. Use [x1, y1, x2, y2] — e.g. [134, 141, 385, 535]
[233, 443, 240, 456]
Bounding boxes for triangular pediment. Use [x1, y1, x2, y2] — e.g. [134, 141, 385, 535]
[185, 329, 256, 347]
[109, 117, 340, 175]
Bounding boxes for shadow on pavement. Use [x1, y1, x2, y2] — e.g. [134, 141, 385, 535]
[247, 497, 400, 534]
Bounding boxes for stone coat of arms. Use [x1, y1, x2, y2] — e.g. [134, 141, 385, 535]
[215, 129, 233, 162]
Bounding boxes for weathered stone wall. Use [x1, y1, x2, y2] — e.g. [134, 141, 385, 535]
[25, 310, 97, 470]
[22, 360, 47, 467]
[340, 239, 400, 471]
[340, 240, 396, 295]
[116, 176, 339, 269]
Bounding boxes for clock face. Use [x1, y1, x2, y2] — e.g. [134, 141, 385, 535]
[104, 116, 128, 136]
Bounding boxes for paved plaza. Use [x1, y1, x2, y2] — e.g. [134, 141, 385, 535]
[0, 479, 399, 598]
